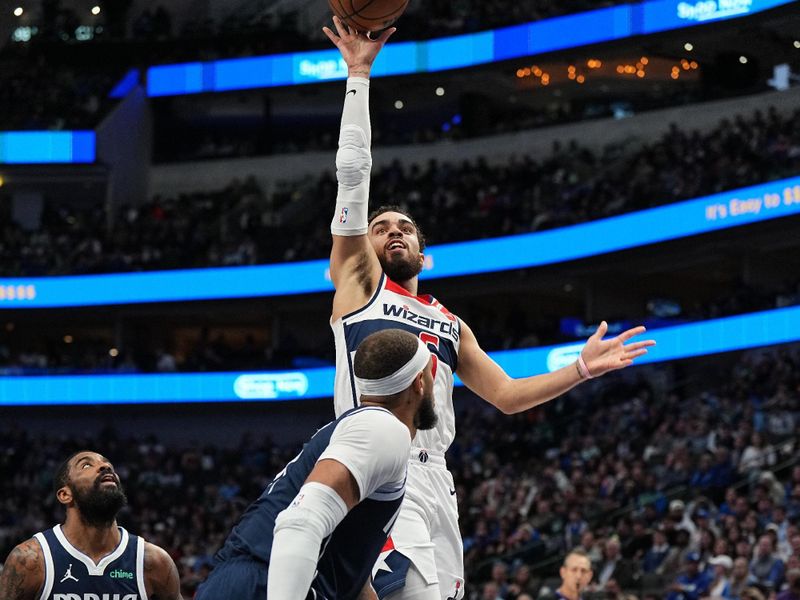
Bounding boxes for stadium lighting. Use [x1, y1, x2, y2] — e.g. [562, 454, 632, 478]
[91, 5, 100, 15]
[435, 87, 445, 96]
[739, 55, 748, 64]
[63, 335, 73, 344]
[684, 42, 693, 51]
[0, 175, 4, 187]
[794, 40, 800, 49]
[13, 7, 23, 16]
[109, 348, 119, 357]
[394, 100, 404, 109]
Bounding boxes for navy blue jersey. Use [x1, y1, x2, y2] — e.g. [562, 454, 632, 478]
[212, 406, 407, 600]
[34, 525, 146, 600]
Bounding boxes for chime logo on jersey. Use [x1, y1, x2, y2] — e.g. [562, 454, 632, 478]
[109, 569, 134, 579]
[54, 595, 138, 600]
[382, 304, 460, 341]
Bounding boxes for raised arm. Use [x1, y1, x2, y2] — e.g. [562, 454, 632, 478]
[0, 539, 44, 600]
[457, 320, 655, 414]
[143, 543, 182, 600]
[323, 17, 395, 321]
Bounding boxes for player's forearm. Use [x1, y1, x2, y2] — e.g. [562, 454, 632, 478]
[268, 482, 348, 599]
[492, 362, 584, 414]
[356, 580, 379, 600]
[330, 77, 372, 239]
[267, 526, 321, 600]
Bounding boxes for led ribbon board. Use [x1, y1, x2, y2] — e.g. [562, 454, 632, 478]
[1, 175, 799, 308]
[0, 131, 95, 164]
[0, 305, 798, 405]
[146, 0, 795, 96]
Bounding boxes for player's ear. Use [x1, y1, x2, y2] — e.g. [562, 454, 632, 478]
[413, 371, 425, 396]
[56, 485, 73, 506]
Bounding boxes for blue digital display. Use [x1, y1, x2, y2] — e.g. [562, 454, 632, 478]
[146, 0, 794, 96]
[0, 131, 95, 164]
[1, 175, 798, 309]
[0, 306, 797, 406]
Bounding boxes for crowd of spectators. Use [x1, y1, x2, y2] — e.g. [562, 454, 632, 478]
[0, 55, 116, 130]
[2, 106, 798, 276]
[18, 0, 631, 49]
[0, 344, 798, 599]
[452, 343, 800, 597]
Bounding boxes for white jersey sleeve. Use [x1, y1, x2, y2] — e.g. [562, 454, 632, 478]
[318, 407, 410, 502]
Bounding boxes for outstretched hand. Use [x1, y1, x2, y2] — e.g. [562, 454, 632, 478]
[323, 15, 396, 78]
[580, 321, 655, 377]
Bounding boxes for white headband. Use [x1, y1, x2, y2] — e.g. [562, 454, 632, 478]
[355, 338, 431, 397]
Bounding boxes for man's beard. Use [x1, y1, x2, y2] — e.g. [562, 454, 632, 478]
[414, 393, 438, 431]
[379, 253, 423, 283]
[70, 478, 128, 527]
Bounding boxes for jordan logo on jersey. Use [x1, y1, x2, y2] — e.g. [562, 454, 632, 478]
[60, 564, 79, 583]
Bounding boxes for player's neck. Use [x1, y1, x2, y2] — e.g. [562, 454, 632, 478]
[62, 515, 121, 561]
[557, 585, 580, 600]
[395, 277, 418, 296]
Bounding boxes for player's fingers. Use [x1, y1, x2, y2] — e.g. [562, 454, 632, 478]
[332, 15, 349, 38]
[624, 348, 649, 359]
[322, 27, 339, 45]
[375, 26, 397, 45]
[592, 320, 608, 339]
[617, 325, 647, 342]
[623, 340, 655, 352]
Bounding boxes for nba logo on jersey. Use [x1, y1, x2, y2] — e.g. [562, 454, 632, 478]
[339, 207, 349, 223]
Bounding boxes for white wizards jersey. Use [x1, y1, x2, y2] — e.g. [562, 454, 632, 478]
[332, 274, 461, 456]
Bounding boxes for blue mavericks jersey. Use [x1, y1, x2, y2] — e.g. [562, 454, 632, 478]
[213, 406, 406, 600]
[34, 525, 147, 600]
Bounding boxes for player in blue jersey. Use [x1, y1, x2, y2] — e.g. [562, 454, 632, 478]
[195, 328, 437, 600]
[323, 17, 656, 600]
[0, 450, 180, 600]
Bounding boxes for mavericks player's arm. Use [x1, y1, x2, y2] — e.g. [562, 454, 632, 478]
[356, 580, 379, 600]
[456, 320, 584, 415]
[0, 538, 44, 600]
[330, 233, 383, 322]
[143, 542, 182, 600]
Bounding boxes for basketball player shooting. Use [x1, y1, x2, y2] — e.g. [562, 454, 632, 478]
[0, 451, 180, 600]
[323, 16, 655, 600]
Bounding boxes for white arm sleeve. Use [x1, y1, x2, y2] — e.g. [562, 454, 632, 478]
[319, 408, 410, 501]
[268, 482, 347, 600]
[267, 409, 410, 600]
[331, 77, 372, 237]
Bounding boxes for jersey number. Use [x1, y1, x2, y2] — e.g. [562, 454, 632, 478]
[419, 333, 439, 378]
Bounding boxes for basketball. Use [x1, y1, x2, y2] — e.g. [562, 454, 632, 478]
[328, 0, 410, 32]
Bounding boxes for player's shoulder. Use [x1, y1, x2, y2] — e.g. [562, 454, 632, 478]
[142, 541, 180, 598]
[5, 537, 44, 565]
[0, 537, 45, 597]
[335, 407, 411, 449]
[341, 406, 407, 434]
[142, 540, 174, 573]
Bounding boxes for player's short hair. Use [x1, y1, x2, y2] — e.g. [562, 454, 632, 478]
[368, 205, 427, 252]
[354, 329, 421, 382]
[53, 450, 84, 495]
[563, 549, 592, 568]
